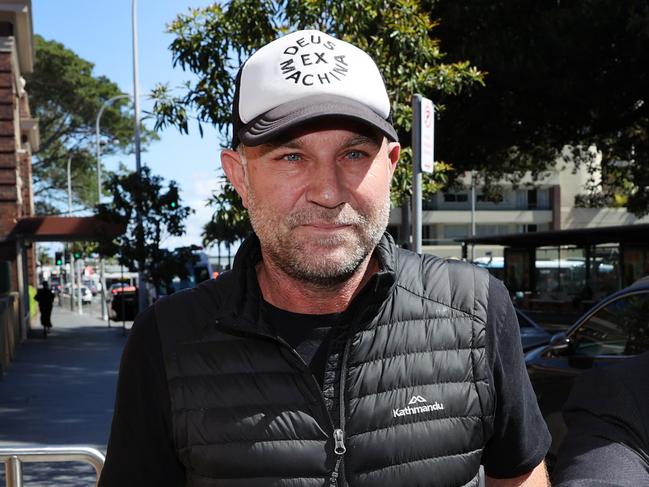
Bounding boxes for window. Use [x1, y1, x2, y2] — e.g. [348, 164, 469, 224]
[476, 224, 509, 237]
[443, 193, 468, 203]
[537, 189, 550, 209]
[571, 292, 649, 356]
[422, 225, 436, 244]
[443, 225, 470, 239]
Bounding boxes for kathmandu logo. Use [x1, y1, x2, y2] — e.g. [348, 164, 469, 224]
[392, 395, 444, 418]
[409, 395, 427, 405]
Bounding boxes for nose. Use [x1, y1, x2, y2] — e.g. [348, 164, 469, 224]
[305, 160, 347, 208]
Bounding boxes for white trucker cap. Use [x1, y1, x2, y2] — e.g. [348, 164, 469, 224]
[231, 29, 398, 148]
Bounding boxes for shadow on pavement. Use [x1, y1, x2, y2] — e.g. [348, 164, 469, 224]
[0, 305, 130, 486]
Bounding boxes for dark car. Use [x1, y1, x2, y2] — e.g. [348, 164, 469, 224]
[516, 308, 552, 352]
[110, 287, 138, 321]
[525, 277, 649, 463]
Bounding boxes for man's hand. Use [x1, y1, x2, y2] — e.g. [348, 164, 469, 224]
[486, 461, 549, 487]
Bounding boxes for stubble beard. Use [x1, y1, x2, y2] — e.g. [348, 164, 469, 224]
[247, 191, 390, 287]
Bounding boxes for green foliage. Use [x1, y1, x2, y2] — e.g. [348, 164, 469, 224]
[431, 0, 649, 216]
[202, 179, 252, 247]
[158, 0, 484, 246]
[69, 241, 98, 260]
[26, 35, 157, 211]
[94, 167, 195, 290]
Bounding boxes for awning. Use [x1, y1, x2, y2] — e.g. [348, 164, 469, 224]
[457, 223, 649, 247]
[5, 216, 125, 243]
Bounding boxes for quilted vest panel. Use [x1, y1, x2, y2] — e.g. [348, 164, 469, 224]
[155, 238, 494, 487]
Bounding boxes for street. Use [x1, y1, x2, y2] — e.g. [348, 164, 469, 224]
[0, 298, 132, 486]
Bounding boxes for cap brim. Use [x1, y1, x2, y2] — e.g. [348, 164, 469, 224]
[237, 94, 398, 147]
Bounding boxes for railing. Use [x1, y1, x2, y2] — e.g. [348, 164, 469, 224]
[0, 446, 105, 487]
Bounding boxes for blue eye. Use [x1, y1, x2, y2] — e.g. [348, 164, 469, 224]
[346, 151, 364, 160]
[282, 153, 302, 162]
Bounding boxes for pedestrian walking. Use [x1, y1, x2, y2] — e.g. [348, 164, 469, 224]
[100, 29, 550, 487]
[34, 281, 55, 330]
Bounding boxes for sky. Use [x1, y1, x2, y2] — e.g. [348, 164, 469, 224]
[32, 0, 227, 251]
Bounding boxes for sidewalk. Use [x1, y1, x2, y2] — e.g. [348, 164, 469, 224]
[0, 304, 130, 486]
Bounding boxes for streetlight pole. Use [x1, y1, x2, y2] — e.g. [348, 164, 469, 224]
[132, 0, 147, 313]
[470, 170, 476, 262]
[96, 94, 130, 324]
[67, 156, 82, 315]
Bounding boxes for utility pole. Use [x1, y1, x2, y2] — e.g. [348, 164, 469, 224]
[132, 0, 147, 313]
[67, 156, 75, 312]
[96, 94, 130, 325]
[470, 170, 476, 262]
[67, 155, 83, 316]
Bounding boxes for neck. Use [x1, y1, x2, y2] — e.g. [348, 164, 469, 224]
[256, 252, 379, 314]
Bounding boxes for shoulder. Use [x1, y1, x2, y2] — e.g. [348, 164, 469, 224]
[566, 352, 649, 420]
[393, 248, 490, 318]
[153, 277, 229, 353]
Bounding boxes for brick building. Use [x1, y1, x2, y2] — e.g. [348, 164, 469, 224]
[0, 0, 38, 327]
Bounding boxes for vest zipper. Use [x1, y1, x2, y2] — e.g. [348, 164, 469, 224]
[331, 335, 352, 486]
[216, 320, 352, 486]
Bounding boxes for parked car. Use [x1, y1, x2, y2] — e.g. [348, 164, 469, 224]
[516, 308, 553, 352]
[110, 286, 138, 321]
[525, 277, 649, 464]
[108, 282, 137, 299]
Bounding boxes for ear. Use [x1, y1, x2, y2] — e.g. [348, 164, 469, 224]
[221, 149, 250, 208]
[387, 142, 400, 177]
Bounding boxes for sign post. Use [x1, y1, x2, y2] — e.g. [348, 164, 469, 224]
[411, 94, 435, 254]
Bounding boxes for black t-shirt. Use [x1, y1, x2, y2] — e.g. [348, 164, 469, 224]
[98, 275, 550, 486]
[263, 300, 342, 387]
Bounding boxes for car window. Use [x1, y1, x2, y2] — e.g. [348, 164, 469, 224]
[571, 291, 649, 357]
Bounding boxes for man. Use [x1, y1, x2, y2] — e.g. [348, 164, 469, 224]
[553, 352, 649, 486]
[34, 281, 55, 329]
[100, 30, 550, 486]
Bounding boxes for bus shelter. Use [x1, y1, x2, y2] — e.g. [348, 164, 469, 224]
[459, 224, 649, 325]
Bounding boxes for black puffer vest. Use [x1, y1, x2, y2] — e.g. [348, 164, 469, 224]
[154, 234, 494, 487]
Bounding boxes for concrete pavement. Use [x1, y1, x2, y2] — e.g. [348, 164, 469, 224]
[0, 303, 131, 486]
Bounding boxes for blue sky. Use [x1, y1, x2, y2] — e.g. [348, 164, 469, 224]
[33, 0, 227, 250]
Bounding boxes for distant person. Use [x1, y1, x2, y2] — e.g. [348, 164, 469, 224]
[553, 352, 649, 486]
[34, 281, 55, 328]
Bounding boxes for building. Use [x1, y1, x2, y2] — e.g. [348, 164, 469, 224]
[389, 154, 649, 259]
[0, 0, 37, 357]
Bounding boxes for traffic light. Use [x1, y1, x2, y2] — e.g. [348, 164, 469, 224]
[73, 250, 82, 259]
[165, 187, 179, 209]
[55, 252, 63, 266]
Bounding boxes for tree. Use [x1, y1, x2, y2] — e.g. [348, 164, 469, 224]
[26, 35, 156, 212]
[154, 0, 484, 246]
[94, 167, 195, 292]
[429, 0, 649, 214]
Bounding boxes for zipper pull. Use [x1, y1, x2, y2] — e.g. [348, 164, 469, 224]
[333, 428, 346, 455]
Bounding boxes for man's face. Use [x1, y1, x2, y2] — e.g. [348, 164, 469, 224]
[222, 120, 400, 286]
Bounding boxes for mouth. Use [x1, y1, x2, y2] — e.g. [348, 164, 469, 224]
[303, 222, 351, 229]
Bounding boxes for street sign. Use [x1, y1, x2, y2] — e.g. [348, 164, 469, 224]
[418, 96, 435, 173]
[411, 94, 436, 254]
